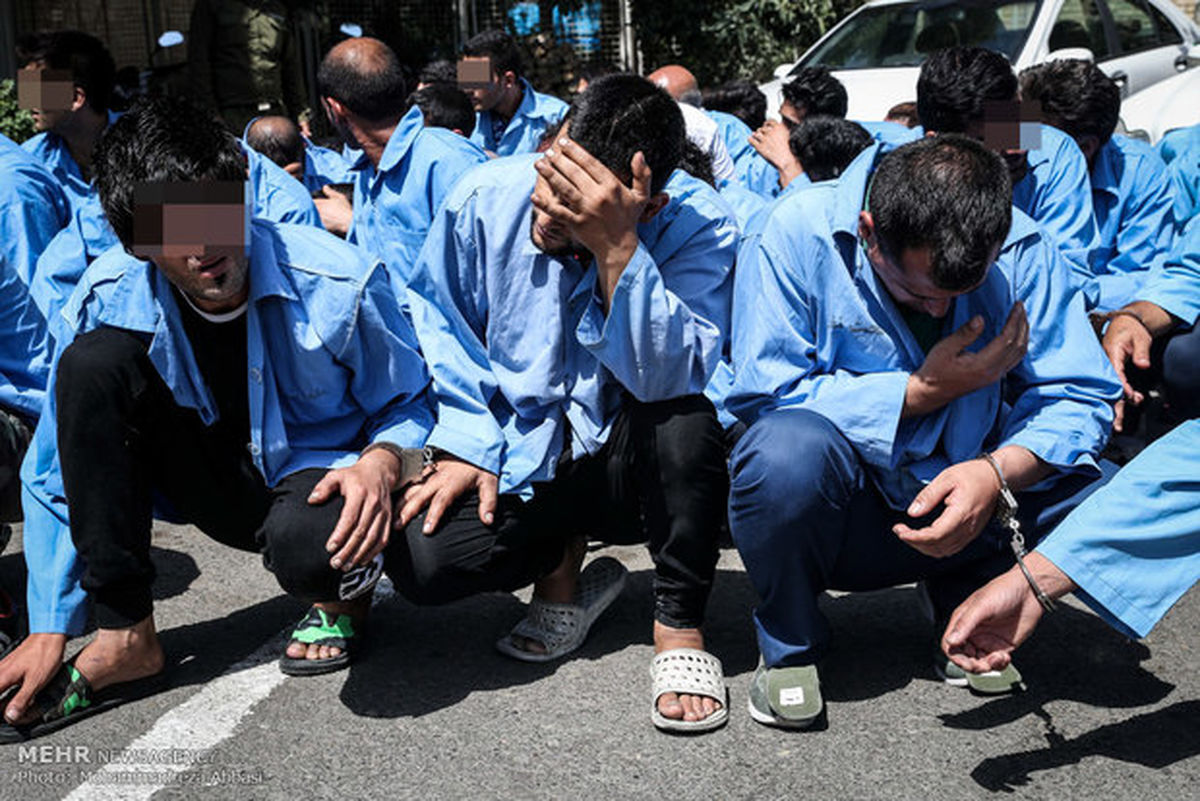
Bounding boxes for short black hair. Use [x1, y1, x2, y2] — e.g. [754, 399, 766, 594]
[245, 116, 305, 169]
[789, 116, 873, 182]
[701, 79, 767, 129]
[462, 29, 522, 78]
[578, 61, 620, 84]
[95, 95, 246, 250]
[870, 135, 1012, 292]
[917, 47, 1018, 134]
[409, 84, 476, 136]
[781, 67, 847, 118]
[317, 41, 408, 122]
[16, 30, 116, 113]
[1019, 59, 1119, 146]
[568, 74, 684, 195]
[417, 59, 458, 86]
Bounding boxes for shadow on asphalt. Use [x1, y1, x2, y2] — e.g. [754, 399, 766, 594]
[966, 700, 1200, 792]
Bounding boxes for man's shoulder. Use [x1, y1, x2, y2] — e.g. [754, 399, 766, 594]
[258, 220, 375, 284]
[0, 137, 65, 206]
[528, 87, 568, 118]
[1110, 134, 1169, 181]
[412, 126, 489, 167]
[440, 154, 538, 214]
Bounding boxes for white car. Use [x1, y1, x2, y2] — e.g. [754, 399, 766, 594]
[1119, 65, 1200, 142]
[761, 0, 1200, 121]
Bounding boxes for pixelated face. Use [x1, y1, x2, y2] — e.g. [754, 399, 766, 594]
[18, 66, 77, 132]
[459, 56, 504, 111]
[968, 99, 1043, 184]
[132, 181, 252, 312]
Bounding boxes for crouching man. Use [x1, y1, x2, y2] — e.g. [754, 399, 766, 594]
[727, 136, 1121, 729]
[403, 75, 736, 733]
[0, 95, 434, 741]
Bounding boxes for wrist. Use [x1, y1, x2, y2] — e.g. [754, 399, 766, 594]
[903, 372, 941, 418]
[1023, 551, 1074, 599]
[357, 446, 402, 488]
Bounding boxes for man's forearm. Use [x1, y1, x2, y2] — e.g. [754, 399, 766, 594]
[990, 445, 1052, 494]
[1121, 300, 1178, 338]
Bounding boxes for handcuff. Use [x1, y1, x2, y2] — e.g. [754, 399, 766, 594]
[361, 444, 438, 486]
[979, 452, 1057, 612]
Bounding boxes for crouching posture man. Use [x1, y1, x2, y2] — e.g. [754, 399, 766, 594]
[727, 136, 1121, 729]
[0, 96, 434, 741]
[404, 75, 736, 732]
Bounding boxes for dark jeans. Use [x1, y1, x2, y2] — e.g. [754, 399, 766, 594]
[1161, 319, 1200, 420]
[728, 408, 1112, 668]
[56, 327, 724, 631]
[0, 407, 32, 523]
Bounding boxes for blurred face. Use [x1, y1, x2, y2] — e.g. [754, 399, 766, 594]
[964, 100, 1042, 186]
[132, 181, 252, 312]
[18, 64, 77, 133]
[469, 71, 506, 112]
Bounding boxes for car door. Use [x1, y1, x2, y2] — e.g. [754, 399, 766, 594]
[1097, 0, 1191, 95]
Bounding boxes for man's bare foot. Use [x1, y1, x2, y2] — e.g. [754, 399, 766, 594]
[655, 622, 722, 723]
[507, 535, 587, 656]
[284, 597, 370, 663]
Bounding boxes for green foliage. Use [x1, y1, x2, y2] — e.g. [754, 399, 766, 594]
[632, 0, 864, 86]
[0, 80, 36, 144]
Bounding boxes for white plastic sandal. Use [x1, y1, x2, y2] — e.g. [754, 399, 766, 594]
[495, 556, 627, 663]
[650, 647, 729, 733]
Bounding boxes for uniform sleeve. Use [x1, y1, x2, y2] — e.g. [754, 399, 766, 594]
[0, 172, 68, 286]
[1036, 419, 1200, 639]
[997, 233, 1120, 471]
[1029, 138, 1101, 283]
[339, 261, 434, 450]
[727, 230, 909, 470]
[1141, 216, 1200, 325]
[575, 203, 735, 402]
[1089, 153, 1177, 311]
[406, 199, 507, 474]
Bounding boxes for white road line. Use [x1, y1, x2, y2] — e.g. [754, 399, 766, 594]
[63, 578, 396, 801]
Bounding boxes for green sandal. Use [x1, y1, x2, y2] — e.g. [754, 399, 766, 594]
[279, 607, 359, 676]
[0, 659, 164, 744]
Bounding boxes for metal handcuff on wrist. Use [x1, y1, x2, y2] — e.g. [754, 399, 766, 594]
[978, 452, 1057, 612]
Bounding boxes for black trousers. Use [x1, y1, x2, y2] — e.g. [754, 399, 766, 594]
[0, 406, 32, 523]
[56, 327, 724, 630]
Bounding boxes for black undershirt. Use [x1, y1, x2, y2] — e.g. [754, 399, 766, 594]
[174, 289, 250, 443]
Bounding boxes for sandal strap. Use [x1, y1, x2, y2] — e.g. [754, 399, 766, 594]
[290, 607, 356, 648]
[650, 648, 726, 704]
[38, 663, 93, 724]
[511, 600, 584, 651]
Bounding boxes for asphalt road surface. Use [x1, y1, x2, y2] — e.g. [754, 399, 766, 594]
[0, 521, 1196, 800]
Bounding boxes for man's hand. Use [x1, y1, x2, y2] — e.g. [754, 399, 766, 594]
[893, 459, 1001, 558]
[749, 120, 803, 187]
[532, 138, 650, 296]
[310, 448, 400, 571]
[314, 185, 353, 237]
[904, 302, 1029, 418]
[0, 633, 67, 724]
[396, 454, 499, 535]
[1101, 313, 1153, 432]
[941, 552, 1072, 673]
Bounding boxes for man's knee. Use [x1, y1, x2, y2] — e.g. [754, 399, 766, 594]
[260, 473, 347, 602]
[730, 408, 857, 501]
[56, 327, 149, 402]
[632, 395, 726, 484]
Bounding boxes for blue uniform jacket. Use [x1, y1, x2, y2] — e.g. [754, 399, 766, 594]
[729, 143, 1120, 510]
[406, 155, 737, 498]
[1086, 135, 1177, 311]
[21, 112, 120, 215]
[469, 79, 568, 157]
[1142, 214, 1200, 325]
[1158, 124, 1200, 225]
[1012, 124, 1100, 280]
[349, 105, 488, 296]
[0, 133, 70, 286]
[20, 220, 434, 634]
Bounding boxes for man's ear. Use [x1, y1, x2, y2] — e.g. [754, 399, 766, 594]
[857, 210, 876, 250]
[639, 192, 670, 223]
[322, 96, 346, 123]
[71, 85, 87, 114]
[500, 70, 518, 89]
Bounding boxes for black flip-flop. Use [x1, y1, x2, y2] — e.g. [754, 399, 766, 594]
[0, 659, 166, 744]
[278, 607, 358, 676]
